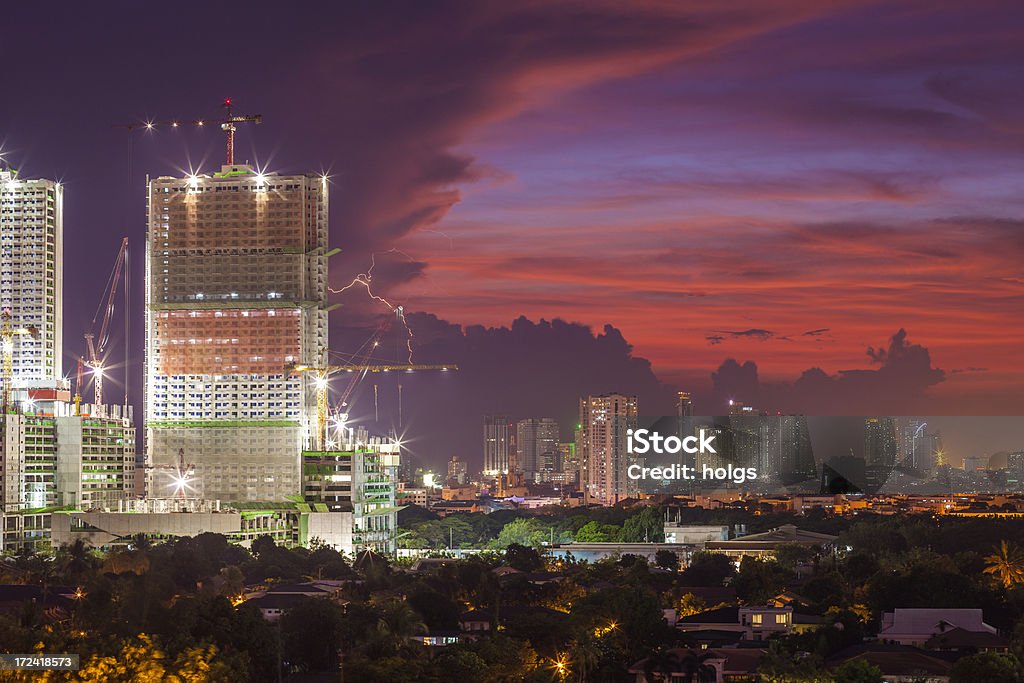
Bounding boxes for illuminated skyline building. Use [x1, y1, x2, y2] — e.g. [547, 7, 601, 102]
[145, 164, 330, 502]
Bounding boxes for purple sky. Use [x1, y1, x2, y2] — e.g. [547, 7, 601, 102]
[2, 1, 1023, 468]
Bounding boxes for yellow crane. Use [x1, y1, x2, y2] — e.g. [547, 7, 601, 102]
[0, 308, 38, 414]
[287, 362, 456, 451]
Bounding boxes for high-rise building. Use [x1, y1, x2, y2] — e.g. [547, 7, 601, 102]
[579, 393, 637, 505]
[765, 415, 815, 483]
[864, 417, 898, 467]
[145, 164, 330, 502]
[446, 456, 467, 485]
[1, 402, 136, 552]
[516, 417, 559, 482]
[0, 169, 63, 394]
[483, 415, 511, 475]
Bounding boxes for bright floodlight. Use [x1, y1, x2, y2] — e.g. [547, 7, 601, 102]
[315, 376, 329, 390]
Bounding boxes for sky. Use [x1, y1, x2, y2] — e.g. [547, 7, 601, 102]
[2, 1, 1023, 468]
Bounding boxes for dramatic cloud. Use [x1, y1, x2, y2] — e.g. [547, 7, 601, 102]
[707, 330, 948, 415]
[346, 314, 677, 467]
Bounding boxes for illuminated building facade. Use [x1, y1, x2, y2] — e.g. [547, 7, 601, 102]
[145, 164, 330, 502]
[516, 417, 559, 482]
[0, 169, 63, 394]
[579, 393, 637, 505]
[483, 415, 510, 475]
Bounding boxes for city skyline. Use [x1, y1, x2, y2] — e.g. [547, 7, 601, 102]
[2, 2, 1023, 470]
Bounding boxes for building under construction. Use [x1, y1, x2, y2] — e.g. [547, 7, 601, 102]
[145, 163, 332, 502]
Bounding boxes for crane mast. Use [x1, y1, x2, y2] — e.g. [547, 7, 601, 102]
[288, 361, 456, 451]
[85, 237, 128, 409]
[0, 309, 38, 414]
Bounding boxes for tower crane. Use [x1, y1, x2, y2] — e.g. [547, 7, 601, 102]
[117, 98, 262, 166]
[145, 448, 196, 501]
[0, 308, 38, 414]
[85, 237, 128, 409]
[74, 357, 84, 417]
[288, 360, 456, 451]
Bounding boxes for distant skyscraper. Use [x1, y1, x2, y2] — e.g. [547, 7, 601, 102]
[676, 391, 693, 418]
[516, 417, 559, 482]
[767, 415, 816, 483]
[579, 393, 637, 505]
[483, 415, 511, 475]
[447, 455, 467, 485]
[145, 164, 329, 502]
[864, 417, 898, 466]
[1008, 451, 1024, 476]
[0, 169, 63, 394]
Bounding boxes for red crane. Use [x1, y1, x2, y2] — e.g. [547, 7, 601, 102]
[85, 237, 128, 408]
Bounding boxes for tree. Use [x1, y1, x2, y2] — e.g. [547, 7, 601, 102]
[574, 521, 620, 543]
[950, 652, 1023, 683]
[832, 658, 883, 683]
[506, 543, 544, 572]
[620, 507, 665, 543]
[495, 518, 547, 549]
[680, 552, 734, 587]
[731, 557, 791, 604]
[374, 599, 427, 655]
[280, 597, 346, 671]
[654, 550, 678, 570]
[983, 541, 1024, 589]
[567, 633, 601, 683]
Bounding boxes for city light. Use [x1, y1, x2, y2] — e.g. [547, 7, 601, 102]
[549, 654, 570, 680]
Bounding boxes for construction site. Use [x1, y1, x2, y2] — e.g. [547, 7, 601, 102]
[0, 100, 454, 556]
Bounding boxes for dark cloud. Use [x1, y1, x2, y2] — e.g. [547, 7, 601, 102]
[712, 328, 775, 341]
[802, 328, 831, 337]
[345, 313, 677, 469]
[706, 330, 947, 414]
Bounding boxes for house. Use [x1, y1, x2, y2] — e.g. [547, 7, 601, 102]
[878, 608, 998, 646]
[412, 630, 462, 648]
[738, 606, 792, 640]
[676, 606, 741, 633]
[703, 524, 838, 560]
[459, 605, 567, 633]
[828, 644, 953, 683]
[628, 647, 765, 682]
[925, 627, 1010, 652]
[242, 581, 344, 622]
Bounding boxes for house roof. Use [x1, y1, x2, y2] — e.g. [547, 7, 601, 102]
[705, 524, 838, 550]
[880, 608, 996, 637]
[925, 627, 1010, 650]
[677, 606, 739, 624]
[834, 651, 952, 677]
[248, 593, 318, 611]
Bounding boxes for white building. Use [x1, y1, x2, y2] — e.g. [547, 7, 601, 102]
[516, 417, 559, 482]
[1, 402, 136, 552]
[145, 165, 331, 502]
[579, 394, 637, 505]
[0, 169, 63, 393]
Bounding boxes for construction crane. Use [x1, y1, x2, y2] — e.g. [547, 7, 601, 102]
[288, 361, 456, 451]
[85, 237, 128, 409]
[74, 357, 84, 417]
[117, 98, 262, 166]
[0, 308, 38, 414]
[146, 448, 196, 500]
